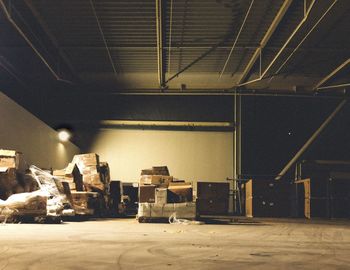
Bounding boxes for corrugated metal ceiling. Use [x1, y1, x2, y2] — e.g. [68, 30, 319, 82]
[0, 0, 349, 93]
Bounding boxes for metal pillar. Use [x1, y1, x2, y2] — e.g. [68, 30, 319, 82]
[233, 91, 242, 213]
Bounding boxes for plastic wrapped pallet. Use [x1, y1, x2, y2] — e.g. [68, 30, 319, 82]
[155, 188, 167, 204]
[0, 190, 48, 219]
[138, 202, 196, 220]
[29, 165, 72, 217]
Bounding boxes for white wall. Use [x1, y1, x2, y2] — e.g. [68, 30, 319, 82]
[89, 129, 233, 184]
[0, 91, 80, 169]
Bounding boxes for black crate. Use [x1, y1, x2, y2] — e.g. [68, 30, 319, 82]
[330, 198, 350, 218]
[251, 198, 290, 217]
[197, 182, 229, 200]
[197, 198, 228, 215]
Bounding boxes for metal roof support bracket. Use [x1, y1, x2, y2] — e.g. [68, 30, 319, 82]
[90, 0, 117, 74]
[219, 0, 255, 79]
[270, 0, 337, 83]
[314, 58, 350, 91]
[237, 0, 318, 87]
[234, 0, 293, 87]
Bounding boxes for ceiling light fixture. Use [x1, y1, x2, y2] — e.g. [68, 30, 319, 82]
[57, 129, 71, 142]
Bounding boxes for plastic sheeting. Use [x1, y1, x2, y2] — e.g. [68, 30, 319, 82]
[0, 190, 47, 223]
[29, 165, 72, 217]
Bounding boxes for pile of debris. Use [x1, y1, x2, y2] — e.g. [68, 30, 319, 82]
[138, 166, 196, 222]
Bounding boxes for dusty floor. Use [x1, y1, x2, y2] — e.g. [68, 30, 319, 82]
[0, 218, 349, 270]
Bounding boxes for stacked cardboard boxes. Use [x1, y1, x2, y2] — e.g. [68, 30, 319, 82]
[53, 163, 84, 191]
[138, 166, 196, 221]
[53, 153, 111, 216]
[73, 153, 106, 192]
[0, 149, 36, 200]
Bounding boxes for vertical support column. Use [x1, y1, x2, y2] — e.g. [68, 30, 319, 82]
[233, 92, 242, 213]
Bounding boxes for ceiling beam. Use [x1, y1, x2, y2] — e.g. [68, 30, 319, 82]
[24, 0, 79, 82]
[89, 0, 118, 74]
[235, 0, 293, 86]
[0, 0, 70, 82]
[156, 0, 166, 89]
[275, 99, 347, 180]
[314, 58, 350, 91]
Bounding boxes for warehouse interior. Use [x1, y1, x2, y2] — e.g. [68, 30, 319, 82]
[0, 0, 350, 269]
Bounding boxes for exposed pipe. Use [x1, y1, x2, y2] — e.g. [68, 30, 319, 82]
[235, 0, 293, 86]
[219, 0, 255, 79]
[270, 0, 337, 83]
[89, 0, 117, 74]
[314, 58, 350, 90]
[0, 0, 64, 81]
[236, 0, 317, 88]
[275, 99, 347, 180]
[167, 0, 174, 75]
[156, 0, 165, 88]
[85, 90, 343, 99]
[100, 120, 233, 128]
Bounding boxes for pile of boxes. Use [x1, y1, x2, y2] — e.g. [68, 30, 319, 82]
[53, 153, 111, 216]
[0, 149, 38, 200]
[0, 149, 70, 220]
[138, 166, 196, 221]
[53, 163, 83, 191]
[54, 153, 110, 193]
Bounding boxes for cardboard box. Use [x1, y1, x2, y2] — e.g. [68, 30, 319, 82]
[62, 180, 77, 191]
[80, 166, 99, 175]
[139, 185, 156, 203]
[53, 169, 65, 177]
[73, 153, 99, 167]
[0, 167, 18, 200]
[141, 169, 154, 176]
[140, 175, 173, 186]
[155, 188, 167, 204]
[0, 149, 26, 172]
[70, 191, 99, 215]
[83, 174, 104, 192]
[168, 183, 193, 203]
[152, 166, 170, 176]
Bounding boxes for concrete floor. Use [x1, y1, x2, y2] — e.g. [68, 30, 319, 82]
[0, 218, 349, 270]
